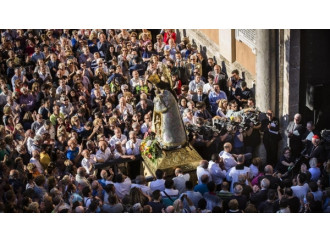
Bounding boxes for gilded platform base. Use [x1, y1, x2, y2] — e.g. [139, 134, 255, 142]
[141, 145, 202, 177]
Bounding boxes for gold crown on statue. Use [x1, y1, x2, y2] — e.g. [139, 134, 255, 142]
[147, 74, 160, 85]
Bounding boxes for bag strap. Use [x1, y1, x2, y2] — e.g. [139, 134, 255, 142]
[163, 190, 174, 202]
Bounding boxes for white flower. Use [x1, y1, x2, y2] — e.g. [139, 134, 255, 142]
[146, 140, 152, 147]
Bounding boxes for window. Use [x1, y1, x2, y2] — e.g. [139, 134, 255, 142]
[235, 29, 256, 53]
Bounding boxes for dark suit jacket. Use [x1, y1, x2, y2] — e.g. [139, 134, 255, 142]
[250, 189, 268, 208]
[136, 105, 153, 119]
[192, 93, 210, 112]
[285, 122, 306, 155]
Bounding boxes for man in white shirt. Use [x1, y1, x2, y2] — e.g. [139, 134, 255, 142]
[76, 167, 91, 189]
[189, 73, 205, 95]
[109, 127, 127, 149]
[131, 175, 152, 196]
[114, 173, 132, 200]
[26, 130, 36, 155]
[96, 140, 112, 163]
[173, 168, 190, 194]
[149, 169, 165, 192]
[36, 120, 55, 140]
[227, 155, 252, 192]
[81, 149, 96, 175]
[203, 74, 215, 95]
[56, 78, 71, 95]
[116, 97, 133, 116]
[126, 131, 141, 155]
[182, 108, 196, 125]
[125, 131, 142, 179]
[219, 142, 237, 171]
[161, 179, 179, 197]
[29, 150, 44, 174]
[130, 70, 142, 92]
[196, 160, 212, 185]
[208, 154, 227, 190]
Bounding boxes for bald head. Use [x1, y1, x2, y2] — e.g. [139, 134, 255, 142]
[200, 160, 208, 169]
[75, 206, 85, 213]
[294, 113, 301, 124]
[166, 206, 174, 213]
[264, 165, 273, 174]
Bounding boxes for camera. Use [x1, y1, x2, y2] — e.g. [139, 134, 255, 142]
[186, 108, 261, 139]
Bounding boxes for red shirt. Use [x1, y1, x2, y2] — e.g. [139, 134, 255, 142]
[25, 46, 35, 56]
[164, 32, 176, 45]
[174, 80, 182, 95]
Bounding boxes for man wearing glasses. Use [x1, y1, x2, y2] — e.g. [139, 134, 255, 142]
[162, 50, 172, 64]
[142, 44, 156, 64]
[185, 55, 202, 81]
[178, 85, 192, 101]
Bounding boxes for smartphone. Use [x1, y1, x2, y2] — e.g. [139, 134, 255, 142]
[82, 138, 87, 149]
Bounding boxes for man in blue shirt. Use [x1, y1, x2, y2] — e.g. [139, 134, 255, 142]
[208, 84, 227, 115]
[96, 33, 108, 58]
[31, 46, 45, 63]
[66, 138, 81, 162]
[194, 174, 209, 195]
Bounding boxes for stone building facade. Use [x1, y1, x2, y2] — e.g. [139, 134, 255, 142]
[177, 29, 330, 160]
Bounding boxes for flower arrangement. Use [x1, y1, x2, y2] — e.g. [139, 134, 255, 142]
[140, 134, 162, 164]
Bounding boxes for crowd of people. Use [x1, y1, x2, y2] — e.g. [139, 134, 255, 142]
[0, 29, 329, 213]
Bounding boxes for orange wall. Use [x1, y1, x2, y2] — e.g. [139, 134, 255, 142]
[198, 29, 256, 76]
[200, 29, 219, 46]
[235, 40, 256, 76]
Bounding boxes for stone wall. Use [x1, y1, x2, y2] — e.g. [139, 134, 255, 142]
[176, 29, 256, 87]
[280, 29, 301, 148]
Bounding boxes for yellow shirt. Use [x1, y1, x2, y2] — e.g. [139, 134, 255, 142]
[40, 152, 51, 170]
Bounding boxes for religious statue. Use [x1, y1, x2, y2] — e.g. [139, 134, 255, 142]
[140, 65, 202, 177]
[147, 65, 188, 149]
[151, 89, 187, 150]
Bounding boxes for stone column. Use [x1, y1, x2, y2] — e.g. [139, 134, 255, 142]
[255, 29, 276, 164]
[255, 29, 276, 113]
